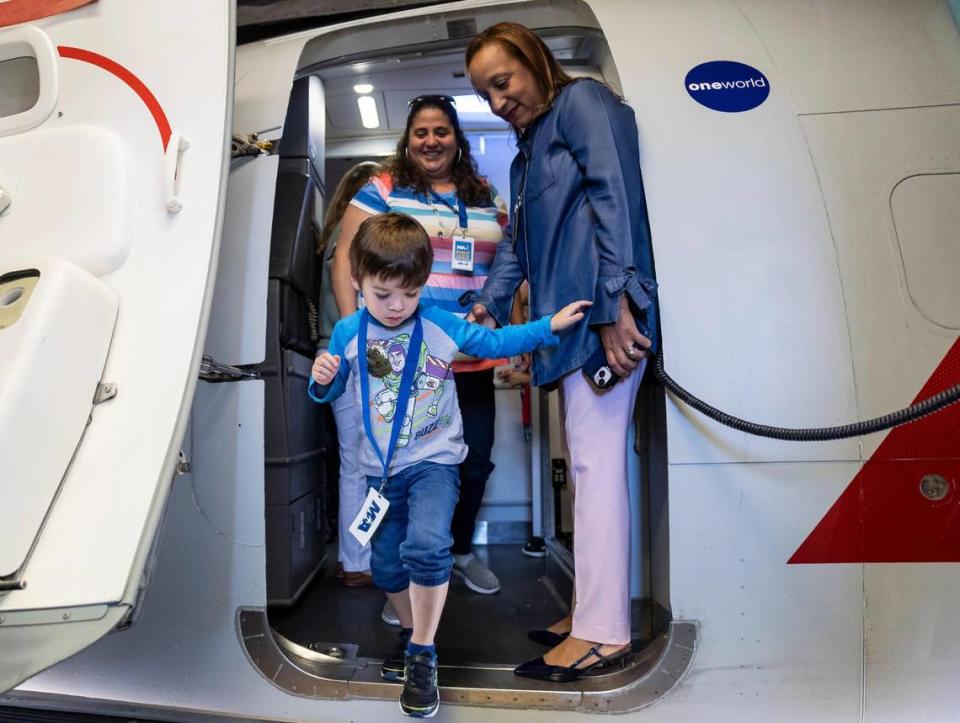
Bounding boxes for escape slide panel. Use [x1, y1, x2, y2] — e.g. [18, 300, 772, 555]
[0, 0, 233, 692]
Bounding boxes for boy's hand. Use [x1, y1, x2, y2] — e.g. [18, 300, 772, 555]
[311, 352, 340, 385]
[550, 300, 592, 332]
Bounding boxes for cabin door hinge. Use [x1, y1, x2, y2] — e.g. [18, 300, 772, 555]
[176, 450, 191, 476]
[93, 382, 117, 404]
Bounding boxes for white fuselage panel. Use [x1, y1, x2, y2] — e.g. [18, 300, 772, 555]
[0, 1, 232, 620]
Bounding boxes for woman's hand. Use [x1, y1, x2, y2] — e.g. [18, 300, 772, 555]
[497, 368, 532, 387]
[550, 300, 592, 332]
[311, 352, 340, 385]
[496, 353, 532, 387]
[515, 352, 532, 373]
[598, 295, 651, 377]
[466, 303, 497, 329]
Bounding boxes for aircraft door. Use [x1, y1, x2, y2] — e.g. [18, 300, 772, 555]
[261, 75, 328, 606]
[0, 0, 233, 693]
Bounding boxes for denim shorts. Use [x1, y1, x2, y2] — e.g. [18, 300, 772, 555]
[368, 461, 460, 592]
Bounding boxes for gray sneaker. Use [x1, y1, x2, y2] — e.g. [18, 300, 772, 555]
[382, 599, 401, 626]
[453, 556, 501, 595]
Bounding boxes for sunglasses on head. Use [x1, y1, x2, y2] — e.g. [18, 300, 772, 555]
[408, 94, 456, 109]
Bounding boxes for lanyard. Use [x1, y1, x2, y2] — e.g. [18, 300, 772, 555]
[427, 189, 469, 236]
[357, 309, 423, 489]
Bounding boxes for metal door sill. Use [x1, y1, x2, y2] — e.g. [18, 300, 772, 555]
[239, 608, 697, 713]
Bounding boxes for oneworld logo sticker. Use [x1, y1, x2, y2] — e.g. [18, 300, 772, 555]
[685, 61, 770, 113]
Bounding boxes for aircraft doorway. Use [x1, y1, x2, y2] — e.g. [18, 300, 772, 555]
[255, 0, 681, 711]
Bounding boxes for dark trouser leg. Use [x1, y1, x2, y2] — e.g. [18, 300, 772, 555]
[451, 369, 496, 555]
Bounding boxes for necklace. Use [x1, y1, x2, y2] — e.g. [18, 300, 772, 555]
[426, 189, 459, 238]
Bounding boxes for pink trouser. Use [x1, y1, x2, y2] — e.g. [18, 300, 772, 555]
[560, 359, 645, 646]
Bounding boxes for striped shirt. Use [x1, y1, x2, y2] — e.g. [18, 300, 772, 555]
[350, 173, 510, 372]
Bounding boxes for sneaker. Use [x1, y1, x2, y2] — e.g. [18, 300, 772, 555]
[382, 599, 401, 626]
[381, 628, 411, 682]
[452, 556, 501, 594]
[399, 652, 439, 718]
[521, 537, 547, 558]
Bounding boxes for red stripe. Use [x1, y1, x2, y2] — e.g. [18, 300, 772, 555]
[57, 46, 172, 150]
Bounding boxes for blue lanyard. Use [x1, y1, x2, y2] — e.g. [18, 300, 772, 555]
[428, 189, 469, 233]
[357, 309, 423, 487]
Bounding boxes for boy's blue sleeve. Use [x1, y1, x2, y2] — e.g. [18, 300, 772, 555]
[307, 321, 351, 403]
[425, 307, 559, 358]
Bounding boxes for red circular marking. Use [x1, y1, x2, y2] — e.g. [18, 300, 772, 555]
[57, 45, 172, 150]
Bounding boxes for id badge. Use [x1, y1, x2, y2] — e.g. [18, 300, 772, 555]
[451, 236, 475, 273]
[348, 486, 390, 547]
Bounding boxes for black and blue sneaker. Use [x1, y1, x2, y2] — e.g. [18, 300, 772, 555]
[399, 652, 439, 718]
[381, 628, 412, 682]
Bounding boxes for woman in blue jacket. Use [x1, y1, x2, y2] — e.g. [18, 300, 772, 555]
[466, 22, 659, 682]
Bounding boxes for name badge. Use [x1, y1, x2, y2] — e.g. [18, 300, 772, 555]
[348, 486, 390, 547]
[451, 236, 475, 273]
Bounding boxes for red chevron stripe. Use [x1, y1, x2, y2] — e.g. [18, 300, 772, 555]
[789, 338, 960, 563]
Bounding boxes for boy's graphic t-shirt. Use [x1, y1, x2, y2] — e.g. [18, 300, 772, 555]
[308, 305, 557, 477]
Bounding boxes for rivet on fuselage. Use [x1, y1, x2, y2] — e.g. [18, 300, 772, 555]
[919, 474, 950, 502]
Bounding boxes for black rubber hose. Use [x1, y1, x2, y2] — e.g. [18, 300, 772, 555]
[651, 352, 960, 441]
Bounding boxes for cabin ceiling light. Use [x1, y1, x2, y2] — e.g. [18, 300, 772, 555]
[453, 94, 492, 114]
[353, 83, 374, 94]
[357, 95, 380, 129]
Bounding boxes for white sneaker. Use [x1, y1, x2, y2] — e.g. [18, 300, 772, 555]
[381, 598, 401, 626]
[453, 556, 501, 595]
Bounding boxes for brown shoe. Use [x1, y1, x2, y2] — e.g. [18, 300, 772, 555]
[343, 570, 373, 587]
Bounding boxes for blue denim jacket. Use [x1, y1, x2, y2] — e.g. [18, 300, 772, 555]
[466, 79, 659, 387]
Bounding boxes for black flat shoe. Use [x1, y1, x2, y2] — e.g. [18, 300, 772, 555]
[527, 628, 570, 647]
[514, 646, 630, 683]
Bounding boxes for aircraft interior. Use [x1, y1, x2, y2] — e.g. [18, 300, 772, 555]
[249, 0, 674, 709]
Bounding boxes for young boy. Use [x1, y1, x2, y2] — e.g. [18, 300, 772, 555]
[309, 212, 588, 718]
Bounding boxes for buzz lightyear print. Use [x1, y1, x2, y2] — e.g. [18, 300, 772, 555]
[366, 333, 452, 449]
[405, 353, 453, 446]
[366, 333, 421, 448]
[368, 336, 409, 423]
[415, 355, 450, 418]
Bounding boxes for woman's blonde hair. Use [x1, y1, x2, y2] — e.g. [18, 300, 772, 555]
[318, 161, 380, 254]
[465, 22, 574, 120]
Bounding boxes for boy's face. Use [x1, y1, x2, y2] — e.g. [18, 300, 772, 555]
[353, 274, 423, 328]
